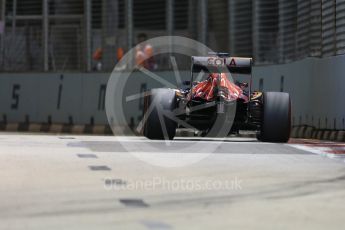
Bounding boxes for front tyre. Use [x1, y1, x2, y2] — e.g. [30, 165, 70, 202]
[143, 88, 177, 140]
[259, 92, 291, 143]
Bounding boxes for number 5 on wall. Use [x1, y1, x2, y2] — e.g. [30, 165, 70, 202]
[11, 84, 21, 110]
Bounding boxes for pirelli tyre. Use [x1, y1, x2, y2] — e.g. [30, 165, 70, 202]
[259, 92, 291, 143]
[143, 88, 178, 140]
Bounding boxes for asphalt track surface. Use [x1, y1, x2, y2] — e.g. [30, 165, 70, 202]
[1, 133, 345, 230]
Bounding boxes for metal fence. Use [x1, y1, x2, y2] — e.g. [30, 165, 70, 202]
[1, 0, 345, 72]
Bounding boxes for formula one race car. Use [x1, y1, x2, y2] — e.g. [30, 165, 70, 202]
[142, 53, 291, 142]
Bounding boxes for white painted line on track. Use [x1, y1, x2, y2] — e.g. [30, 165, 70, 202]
[104, 138, 268, 145]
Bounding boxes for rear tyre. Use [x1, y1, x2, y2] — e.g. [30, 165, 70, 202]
[143, 88, 177, 140]
[259, 92, 291, 143]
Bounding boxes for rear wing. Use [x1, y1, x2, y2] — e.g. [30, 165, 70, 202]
[190, 55, 254, 103]
[191, 56, 253, 74]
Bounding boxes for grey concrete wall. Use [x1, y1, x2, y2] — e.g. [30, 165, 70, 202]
[254, 55, 345, 130]
[0, 71, 190, 126]
[0, 73, 108, 125]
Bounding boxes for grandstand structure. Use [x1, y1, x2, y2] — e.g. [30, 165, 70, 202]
[0, 0, 345, 72]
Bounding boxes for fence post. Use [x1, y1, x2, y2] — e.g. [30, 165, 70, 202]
[43, 0, 49, 71]
[85, 0, 92, 72]
[167, 0, 174, 67]
[199, 0, 207, 46]
[11, 0, 16, 37]
[0, 0, 6, 68]
[126, 0, 133, 62]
